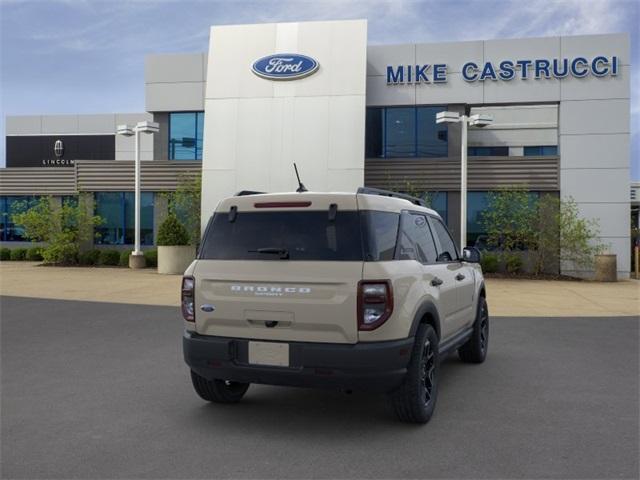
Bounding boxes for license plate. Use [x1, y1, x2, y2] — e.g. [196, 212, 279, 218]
[248, 341, 289, 367]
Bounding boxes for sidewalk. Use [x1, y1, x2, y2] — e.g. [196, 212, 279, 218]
[1, 262, 638, 317]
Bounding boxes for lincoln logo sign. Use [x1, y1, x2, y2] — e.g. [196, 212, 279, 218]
[252, 54, 319, 80]
[54, 139, 64, 158]
[386, 55, 620, 84]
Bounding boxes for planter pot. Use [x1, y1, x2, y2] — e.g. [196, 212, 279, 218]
[157, 245, 195, 275]
[594, 254, 617, 282]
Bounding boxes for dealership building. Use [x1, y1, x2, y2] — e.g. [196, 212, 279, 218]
[0, 20, 632, 277]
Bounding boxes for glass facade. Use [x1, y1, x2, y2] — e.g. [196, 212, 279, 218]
[524, 146, 558, 156]
[426, 192, 448, 222]
[365, 106, 448, 158]
[0, 196, 38, 241]
[94, 192, 154, 245]
[169, 112, 204, 160]
[468, 146, 509, 156]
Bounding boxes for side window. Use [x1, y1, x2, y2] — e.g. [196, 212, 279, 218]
[429, 217, 459, 262]
[397, 213, 438, 263]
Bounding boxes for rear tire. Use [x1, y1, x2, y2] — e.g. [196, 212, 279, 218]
[458, 295, 489, 364]
[388, 324, 439, 424]
[190, 370, 250, 403]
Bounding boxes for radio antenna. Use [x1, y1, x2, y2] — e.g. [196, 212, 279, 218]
[293, 163, 308, 193]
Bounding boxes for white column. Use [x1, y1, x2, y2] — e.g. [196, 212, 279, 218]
[134, 128, 141, 255]
[460, 116, 468, 250]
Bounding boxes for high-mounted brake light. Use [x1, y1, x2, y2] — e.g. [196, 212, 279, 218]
[181, 276, 195, 322]
[254, 201, 312, 208]
[357, 280, 393, 331]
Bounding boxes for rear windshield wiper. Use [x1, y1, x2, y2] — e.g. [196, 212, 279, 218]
[248, 247, 290, 260]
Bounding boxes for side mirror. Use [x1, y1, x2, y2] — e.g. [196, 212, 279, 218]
[462, 247, 481, 263]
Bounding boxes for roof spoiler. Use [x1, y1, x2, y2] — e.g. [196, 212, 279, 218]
[357, 187, 426, 207]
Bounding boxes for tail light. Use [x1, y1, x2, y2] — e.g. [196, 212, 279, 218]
[357, 280, 393, 331]
[181, 276, 195, 322]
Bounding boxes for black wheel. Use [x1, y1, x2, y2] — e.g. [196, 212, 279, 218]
[190, 370, 250, 403]
[388, 324, 439, 424]
[458, 295, 489, 363]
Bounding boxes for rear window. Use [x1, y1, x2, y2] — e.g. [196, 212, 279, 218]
[199, 210, 364, 261]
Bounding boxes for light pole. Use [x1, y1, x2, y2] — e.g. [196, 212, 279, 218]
[436, 111, 493, 249]
[116, 121, 159, 268]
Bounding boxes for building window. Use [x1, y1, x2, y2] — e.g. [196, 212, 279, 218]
[426, 192, 448, 222]
[94, 192, 154, 245]
[365, 106, 448, 158]
[524, 146, 558, 156]
[468, 146, 509, 156]
[169, 112, 204, 160]
[0, 196, 38, 242]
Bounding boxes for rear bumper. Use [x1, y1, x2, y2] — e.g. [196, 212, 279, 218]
[183, 331, 414, 393]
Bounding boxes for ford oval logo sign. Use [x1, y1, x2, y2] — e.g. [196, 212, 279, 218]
[252, 54, 319, 81]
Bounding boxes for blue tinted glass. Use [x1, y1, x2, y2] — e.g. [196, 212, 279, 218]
[427, 192, 448, 222]
[524, 146, 557, 156]
[95, 192, 124, 245]
[1, 196, 37, 241]
[542, 146, 558, 156]
[124, 192, 154, 245]
[467, 192, 489, 246]
[523, 146, 541, 156]
[95, 192, 154, 245]
[385, 107, 415, 157]
[169, 112, 203, 160]
[365, 108, 384, 158]
[417, 107, 448, 157]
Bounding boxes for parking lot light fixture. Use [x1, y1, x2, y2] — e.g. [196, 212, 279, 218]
[436, 111, 493, 249]
[116, 121, 159, 268]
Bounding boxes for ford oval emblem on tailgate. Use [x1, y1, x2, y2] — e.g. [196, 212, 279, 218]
[251, 53, 319, 80]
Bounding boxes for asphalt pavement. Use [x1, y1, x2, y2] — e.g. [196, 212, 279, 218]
[1, 296, 638, 479]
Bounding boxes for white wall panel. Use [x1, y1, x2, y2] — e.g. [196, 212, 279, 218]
[415, 73, 483, 104]
[78, 115, 116, 134]
[560, 134, 629, 169]
[560, 168, 629, 203]
[41, 115, 79, 134]
[484, 36, 561, 64]
[561, 65, 630, 101]
[483, 77, 561, 103]
[145, 53, 205, 83]
[415, 41, 483, 73]
[575, 202, 630, 238]
[366, 44, 415, 77]
[560, 99, 629, 135]
[145, 82, 205, 112]
[366, 75, 415, 106]
[560, 33, 630, 65]
[468, 128, 557, 146]
[6, 116, 42, 134]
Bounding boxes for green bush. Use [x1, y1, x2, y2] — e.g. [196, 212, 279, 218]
[144, 249, 158, 268]
[505, 253, 523, 274]
[480, 252, 499, 273]
[98, 250, 120, 266]
[157, 214, 190, 246]
[79, 249, 101, 266]
[10, 248, 27, 261]
[26, 247, 43, 261]
[0, 248, 10, 261]
[119, 250, 130, 267]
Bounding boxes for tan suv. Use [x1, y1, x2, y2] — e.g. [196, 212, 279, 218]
[182, 188, 488, 423]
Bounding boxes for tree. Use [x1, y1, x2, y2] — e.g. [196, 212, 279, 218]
[480, 187, 536, 252]
[11, 197, 103, 265]
[166, 173, 201, 245]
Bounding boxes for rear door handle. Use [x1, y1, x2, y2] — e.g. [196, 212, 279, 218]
[455, 273, 466, 281]
[431, 277, 443, 287]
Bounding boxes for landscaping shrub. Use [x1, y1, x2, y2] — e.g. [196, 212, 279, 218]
[79, 249, 101, 266]
[505, 253, 523, 274]
[119, 250, 130, 267]
[0, 248, 10, 261]
[144, 249, 158, 268]
[26, 247, 43, 261]
[157, 214, 190, 246]
[98, 249, 120, 266]
[480, 252, 499, 273]
[10, 248, 27, 261]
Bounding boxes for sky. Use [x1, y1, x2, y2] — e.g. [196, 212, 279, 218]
[1, 0, 638, 178]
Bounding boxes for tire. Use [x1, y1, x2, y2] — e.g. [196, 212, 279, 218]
[190, 370, 250, 403]
[458, 295, 489, 364]
[388, 324, 439, 424]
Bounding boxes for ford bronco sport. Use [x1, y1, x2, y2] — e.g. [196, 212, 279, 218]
[182, 188, 488, 423]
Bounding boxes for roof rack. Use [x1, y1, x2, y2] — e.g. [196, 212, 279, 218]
[356, 187, 426, 207]
[235, 190, 266, 197]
